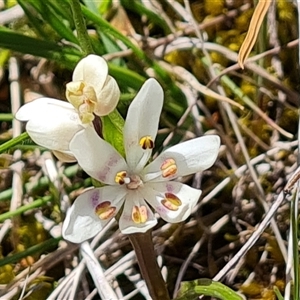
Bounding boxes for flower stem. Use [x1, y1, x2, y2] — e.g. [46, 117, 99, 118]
[69, 0, 94, 55]
[128, 230, 170, 300]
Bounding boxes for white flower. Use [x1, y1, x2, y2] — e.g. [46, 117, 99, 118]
[66, 54, 120, 122]
[63, 78, 220, 243]
[15, 97, 85, 162]
[15, 55, 120, 162]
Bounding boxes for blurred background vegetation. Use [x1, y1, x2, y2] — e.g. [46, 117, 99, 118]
[0, 0, 299, 299]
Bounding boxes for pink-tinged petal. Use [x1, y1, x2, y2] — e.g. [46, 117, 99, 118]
[62, 186, 126, 243]
[69, 127, 128, 185]
[123, 78, 163, 173]
[119, 190, 157, 234]
[143, 182, 201, 223]
[143, 135, 220, 182]
[15, 98, 84, 151]
[72, 55, 108, 95]
[93, 76, 120, 116]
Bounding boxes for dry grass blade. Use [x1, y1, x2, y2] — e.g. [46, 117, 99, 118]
[159, 61, 244, 111]
[80, 242, 118, 300]
[213, 190, 288, 282]
[238, 0, 272, 68]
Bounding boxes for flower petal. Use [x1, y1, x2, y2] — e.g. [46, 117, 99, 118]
[15, 98, 84, 151]
[143, 135, 220, 182]
[123, 78, 163, 172]
[143, 182, 201, 223]
[52, 150, 76, 162]
[69, 126, 128, 185]
[93, 76, 120, 116]
[119, 190, 157, 234]
[72, 55, 108, 95]
[62, 186, 126, 243]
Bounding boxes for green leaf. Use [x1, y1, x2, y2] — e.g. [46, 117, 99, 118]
[0, 49, 10, 66]
[176, 279, 244, 300]
[0, 237, 61, 267]
[273, 286, 284, 300]
[0, 27, 81, 68]
[98, 0, 112, 15]
[17, 0, 50, 38]
[108, 63, 145, 90]
[39, 3, 77, 44]
[0, 28, 145, 91]
[102, 110, 125, 157]
[18, 0, 78, 44]
[82, 0, 99, 13]
[79, 3, 146, 61]
[100, 32, 122, 65]
[46, 0, 74, 25]
[120, 0, 171, 34]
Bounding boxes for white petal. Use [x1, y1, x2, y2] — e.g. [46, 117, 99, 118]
[15, 97, 75, 121]
[143, 135, 220, 182]
[62, 186, 126, 243]
[70, 126, 128, 185]
[52, 150, 76, 162]
[15, 98, 84, 151]
[94, 76, 120, 116]
[143, 182, 201, 223]
[123, 78, 163, 172]
[119, 190, 157, 234]
[72, 55, 108, 94]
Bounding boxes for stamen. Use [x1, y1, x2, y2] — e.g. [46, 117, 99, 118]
[139, 136, 154, 150]
[115, 171, 127, 185]
[161, 193, 182, 211]
[160, 158, 177, 178]
[132, 205, 148, 223]
[95, 201, 116, 220]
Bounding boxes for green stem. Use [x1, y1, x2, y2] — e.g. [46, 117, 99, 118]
[69, 0, 93, 55]
[0, 132, 29, 154]
[0, 164, 90, 202]
[0, 113, 13, 121]
[0, 237, 61, 267]
[0, 196, 52, 222]
[128, 230, 170, 300]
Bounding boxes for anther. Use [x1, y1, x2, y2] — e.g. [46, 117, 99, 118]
[161, 193, 182, 211]
[115, 171, 127, 185]
[160, 158, 177, 178]
[132, 205, 148, 223]
[95, 201, 116, 220]
[139, 136, 154, 150]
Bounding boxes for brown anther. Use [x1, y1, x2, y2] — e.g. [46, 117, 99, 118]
[139, 136, 154, 150]
[115, 171, 127, 185]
